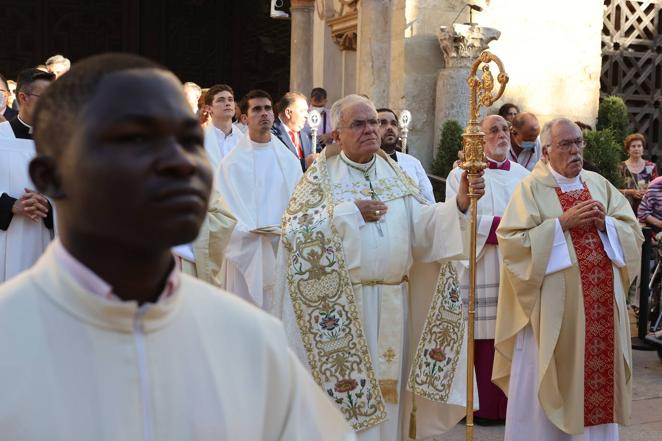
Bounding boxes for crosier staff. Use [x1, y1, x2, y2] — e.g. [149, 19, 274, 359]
[460, 50, 508, 441]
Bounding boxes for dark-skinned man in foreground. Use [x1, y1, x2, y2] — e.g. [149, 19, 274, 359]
[0, 53, 353, 441]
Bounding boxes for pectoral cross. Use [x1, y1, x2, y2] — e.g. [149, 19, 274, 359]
[367, 179, 384, 237]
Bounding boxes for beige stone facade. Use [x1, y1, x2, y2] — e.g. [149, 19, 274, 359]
[290, 0, 603, 168]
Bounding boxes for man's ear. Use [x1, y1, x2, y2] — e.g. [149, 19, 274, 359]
[29, 156, 65, 199]
[332, 129, 340, 143]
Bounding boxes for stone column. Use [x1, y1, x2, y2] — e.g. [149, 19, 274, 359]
[356, 0, 390, 104]
[290, 0, 315, 94]
[433, 24, 500, 148]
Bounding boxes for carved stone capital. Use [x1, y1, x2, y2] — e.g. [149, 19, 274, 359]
[327, 10, 358, 51]
[438, 24, 500, 68]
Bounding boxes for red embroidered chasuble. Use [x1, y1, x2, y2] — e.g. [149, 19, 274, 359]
[555, 186, 615, 427]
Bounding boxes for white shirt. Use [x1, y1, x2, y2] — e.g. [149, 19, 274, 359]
[394, 151, 435, 203]
[203, 122, 243, 172]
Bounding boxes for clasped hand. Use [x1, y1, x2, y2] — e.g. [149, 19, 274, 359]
[12, 188, 49, 222]
[559, 200, 606, 232]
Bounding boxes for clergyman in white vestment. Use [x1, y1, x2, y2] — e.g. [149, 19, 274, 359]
[272, 94, 485, 441]
[494, 118, 643, 441]
[446, 115, 529, 422]
[0, 53, 354, 441]
[218, 89, 302, 309]
[0, 138, 54, 282]
[377, 108, 435, 203]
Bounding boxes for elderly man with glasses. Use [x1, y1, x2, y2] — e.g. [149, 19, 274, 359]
[493, 118, 643, 441]
[272, 94, 485, 441]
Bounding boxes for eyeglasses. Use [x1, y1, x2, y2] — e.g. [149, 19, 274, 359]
[27, 93, 42, 98]
[555, 138, 585, 151]
[341, 119, 381, 131]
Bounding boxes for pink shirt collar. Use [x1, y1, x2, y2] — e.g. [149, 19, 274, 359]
[53, 239, 180, 303]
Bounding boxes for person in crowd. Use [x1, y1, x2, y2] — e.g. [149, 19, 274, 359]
[0, 68, 55, 139]
[272, 94, 485, 441]
[494, 118, 642, 441]
[202, 84, 243, 171]
[44, 54, 71, 78]
[0, 69, 56, 282]
[218, 89, 302, 309]
[0, 73, 17, 121]
[638, 176, 662, 230]
[309, 87, 333, 146]
[446, 114, 529, 425]
[183, 81, 202, 114]
[0, 52, 354, 441]
[271, 91, 315, 171]
[377, 107, 434, 203]
[618, 132, 657, 214]
[507, 112, 541, 172]
[497, 102, 519, 123]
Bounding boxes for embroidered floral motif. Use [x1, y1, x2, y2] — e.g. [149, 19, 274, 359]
[282, 149, 431, 430]
[407, 263, 464, 402]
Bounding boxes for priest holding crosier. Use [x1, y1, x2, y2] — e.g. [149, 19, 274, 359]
[272, 94, 484, 441]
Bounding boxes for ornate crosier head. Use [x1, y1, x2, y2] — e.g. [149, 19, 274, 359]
[461, 51, 508, 176]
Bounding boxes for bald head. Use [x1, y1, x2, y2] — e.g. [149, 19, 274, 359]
[481, 115, 510, 161]
[511, 112, 540, 152]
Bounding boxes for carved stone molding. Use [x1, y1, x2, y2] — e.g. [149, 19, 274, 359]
[291, 0, 315, 10]
[438, 24, 500, 68]
[327, 10, 358, 51]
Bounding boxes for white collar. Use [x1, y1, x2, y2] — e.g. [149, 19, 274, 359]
[547, 162, 583, 192]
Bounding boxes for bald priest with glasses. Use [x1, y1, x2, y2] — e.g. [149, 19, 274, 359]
[493, 118, 643, 440]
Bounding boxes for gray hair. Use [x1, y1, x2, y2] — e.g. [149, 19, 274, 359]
[330, 94, 376, 130]
[45, 54, 71, 70]
[540, 117, 578, 149]
[183, 81, 202, 94]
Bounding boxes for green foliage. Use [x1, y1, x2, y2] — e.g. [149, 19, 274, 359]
[582, 128, 624, 188]
[596, 95, 631, 146]
[430, 119, 464, 201]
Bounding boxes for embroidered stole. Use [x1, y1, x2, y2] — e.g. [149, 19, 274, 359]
[282, 148, 464, 431]
[555, 186, 615, 427]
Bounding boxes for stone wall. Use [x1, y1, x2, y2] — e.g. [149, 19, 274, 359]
[304, 0, 602, 167]
[474, 0, 603, 127]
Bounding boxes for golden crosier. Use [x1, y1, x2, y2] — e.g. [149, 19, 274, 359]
[460, 50, 508, 441]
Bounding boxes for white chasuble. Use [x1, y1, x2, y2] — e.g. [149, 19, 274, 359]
[0, 138, 53, 282]
[218, 135, 302, 309]
[272, 145, 476, 441]
[446, 161, 529, 339]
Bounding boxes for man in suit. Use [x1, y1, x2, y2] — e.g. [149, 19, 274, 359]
[0, 68, 55, 140]
[271, 91, 314, 171]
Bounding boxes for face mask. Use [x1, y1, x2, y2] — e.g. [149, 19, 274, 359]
[520, 140, 537, 150]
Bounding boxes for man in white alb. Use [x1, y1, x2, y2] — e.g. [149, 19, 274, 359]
[202, 83, 244, 171]
[446, 114, 529, 424]
[218, 89, 302, 309]
[377, 107, 434, 203]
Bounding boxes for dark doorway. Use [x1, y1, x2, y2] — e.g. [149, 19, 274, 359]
[0, 0, 290, 100]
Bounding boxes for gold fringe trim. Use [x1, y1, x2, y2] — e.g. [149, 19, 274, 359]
[379, 379, 399, 404]
[408, 401, 417, 439]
